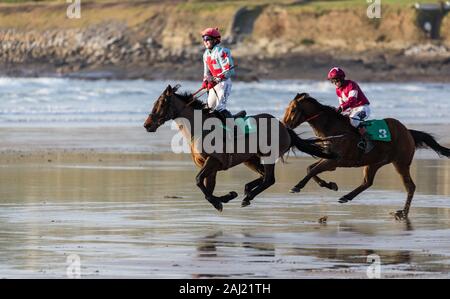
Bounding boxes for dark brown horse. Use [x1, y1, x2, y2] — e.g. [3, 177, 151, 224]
[282, 93, 450, 220]
[143, 85, 335, 211]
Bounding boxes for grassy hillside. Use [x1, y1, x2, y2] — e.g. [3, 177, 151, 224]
[0, 0, 445, 30]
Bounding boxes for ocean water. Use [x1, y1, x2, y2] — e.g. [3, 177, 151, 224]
[0, 77, 449, 126]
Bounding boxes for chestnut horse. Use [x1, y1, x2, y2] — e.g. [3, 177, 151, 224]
[283, 93, 450, 220]
[144, 85, 335, 211]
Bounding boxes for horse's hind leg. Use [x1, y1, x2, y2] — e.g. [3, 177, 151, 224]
[204, 173, 238, 204]
[308, 160, 338, 191]
[392, 162, 416, 220]
[244, 177, 264, 197]
[338, 163, 385, 203]
[243, 157, 265, 196]
[242, 163, 275, 207]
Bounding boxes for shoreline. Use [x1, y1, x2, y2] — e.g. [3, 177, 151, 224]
[0, 123, 449, 162]
[2, 51, 450, 83]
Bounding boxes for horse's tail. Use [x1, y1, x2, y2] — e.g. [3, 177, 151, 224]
[287, 128, 337, 159]
[409, 129, 450, 158]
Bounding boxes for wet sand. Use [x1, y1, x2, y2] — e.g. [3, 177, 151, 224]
[0, 123, 449, 156]
[1, 143, 450, 278]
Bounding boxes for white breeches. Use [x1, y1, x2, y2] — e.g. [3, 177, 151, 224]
[207, 79, 231, 111]
[343, 105, 371, 127]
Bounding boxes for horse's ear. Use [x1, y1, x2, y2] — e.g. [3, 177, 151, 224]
[173, 84, 181, 93]
[165, 85, 173, 96]
[295, 93, 309, 101]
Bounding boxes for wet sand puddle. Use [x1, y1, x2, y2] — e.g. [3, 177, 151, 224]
[1, 154, 450, 278]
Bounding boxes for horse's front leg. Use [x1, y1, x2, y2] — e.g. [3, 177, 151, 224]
[338, 162, 386, 204]
[290, 159, 338, 193]
[204, 173, 238, 204]
[308, 160, 339, 191]
[196, 157, 223, 211]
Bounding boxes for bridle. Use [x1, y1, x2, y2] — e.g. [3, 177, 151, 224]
[149, 95, 177, 126]
[290, 102, 323, 126]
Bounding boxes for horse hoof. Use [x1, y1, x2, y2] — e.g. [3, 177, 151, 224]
[220, 191, 238, 203]
[392, 210, 407, 221]
[290, 186, 301, 193]
[228, 191, 238, 200]
[215, 203, 223, 212]
[338, 196, 350, 204]
[241, 200, 251, 207]
[329, 182, 339, 191]
[207, 197, 223, 212]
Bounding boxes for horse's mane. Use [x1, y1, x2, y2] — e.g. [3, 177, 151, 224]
[174, 92, 212, 113]
[296, 93, 359, 133]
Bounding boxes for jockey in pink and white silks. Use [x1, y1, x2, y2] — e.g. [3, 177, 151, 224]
[200, 27, 236, 119]
[328, 67, 373, 152]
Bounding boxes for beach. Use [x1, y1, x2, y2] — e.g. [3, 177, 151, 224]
[1, 124, 450, 278]
[2, 0, 450, 281]
[0, 77, 449, 278]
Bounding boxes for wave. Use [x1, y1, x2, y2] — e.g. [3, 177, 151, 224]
[0, 78, 449, 125]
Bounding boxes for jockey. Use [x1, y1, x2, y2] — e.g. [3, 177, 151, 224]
[327, 67, 373, 152]
[200, 27, 236, 120]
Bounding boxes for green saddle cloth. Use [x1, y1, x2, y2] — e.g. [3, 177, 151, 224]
[361, 119, 391, 142]
[221, 117, 257, 135]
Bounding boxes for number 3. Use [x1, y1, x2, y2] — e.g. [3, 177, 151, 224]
[378, 129, 387, 139]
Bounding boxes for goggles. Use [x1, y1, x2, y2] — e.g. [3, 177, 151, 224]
[330, 78, 341, 84]
[202, 36, 215, 42]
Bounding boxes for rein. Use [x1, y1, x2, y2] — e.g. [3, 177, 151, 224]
[186, 97, 197, 107]
[304, 112, 323, 123]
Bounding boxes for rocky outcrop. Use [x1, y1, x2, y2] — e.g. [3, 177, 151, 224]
[0, 2, 449, 81]
[0, 22, 202, 74]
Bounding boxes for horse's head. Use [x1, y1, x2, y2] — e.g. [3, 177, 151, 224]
[282, 93, 316, 129]
[143, 84, 180, 132]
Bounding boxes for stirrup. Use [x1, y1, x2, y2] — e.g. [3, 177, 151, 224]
[357, 139, 366, 151]
[358, 139, 374, 153]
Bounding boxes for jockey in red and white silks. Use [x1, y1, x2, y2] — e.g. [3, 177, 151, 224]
[336, 79, 371, 127]
[328, 67, 371, 128]
[328, 67, 373, 152]
[200, 28, 235, 116]
[203, 45, 234, 111]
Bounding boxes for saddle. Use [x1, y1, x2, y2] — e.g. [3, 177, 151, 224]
[232, 111, 247, 119]
[213, 110, 246, 120]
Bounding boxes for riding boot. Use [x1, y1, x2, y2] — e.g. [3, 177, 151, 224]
[218, 109, 233, 120]
[357, 131, 374, 153]
[212, 109, 231, 126]
[209, 109, 225, 124]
